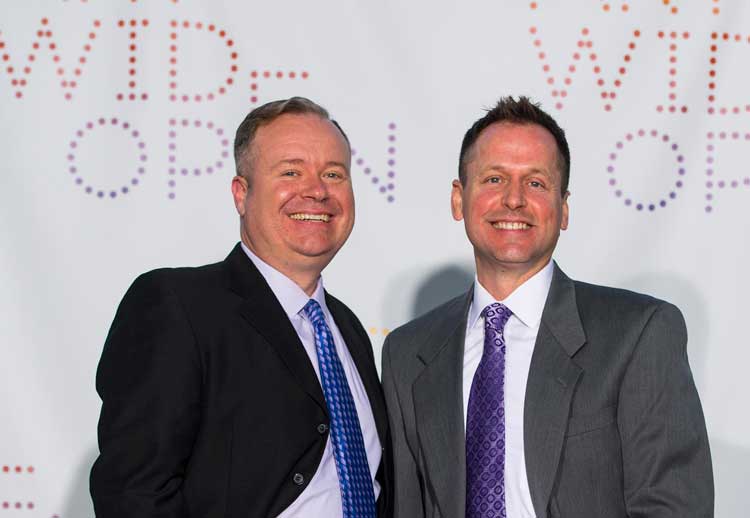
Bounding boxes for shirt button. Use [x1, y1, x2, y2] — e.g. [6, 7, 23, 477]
[293, 473, 305, 486]
[317, 423, 329, 434]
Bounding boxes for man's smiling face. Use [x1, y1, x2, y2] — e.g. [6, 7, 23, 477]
[452, 122, 569, 281]
[232, 113, 354, 276]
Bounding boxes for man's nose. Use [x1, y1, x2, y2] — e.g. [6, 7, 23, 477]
[302, 174, 329, 201]
[503, 180, 526, 210]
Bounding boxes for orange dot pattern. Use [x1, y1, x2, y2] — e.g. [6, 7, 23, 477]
[531, 1, 721, 15]
[249, 70, 309, 104]
[367, 327, 390, 337]
[168, 20, 237, 102]
[116, 19, 149, 101]
[600, 2, 630, 13]
[529, 26, 640, 111]
[0, 17, 99, 100]
[708, 32, 750, 115]
[656, 30, 690, 114]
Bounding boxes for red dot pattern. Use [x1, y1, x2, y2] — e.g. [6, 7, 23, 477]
[1, 465, 33, 474]
[169, 20, 237, 102]
[707, 32, 750, 116]
[529, 26, 640, 111]
[0, 17, 99, 100]
[0, 465, 35, 511]
[0, 501, 35, 510]
[116, 19, 149, 101]
[656, 30, 690, 114]
[249, 70, 309, 104]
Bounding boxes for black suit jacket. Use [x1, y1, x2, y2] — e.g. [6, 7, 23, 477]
[90, 244, 392, 517]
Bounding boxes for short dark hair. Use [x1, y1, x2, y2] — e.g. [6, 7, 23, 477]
[458, 96, 570, 194]
[233, 96, 349, 178]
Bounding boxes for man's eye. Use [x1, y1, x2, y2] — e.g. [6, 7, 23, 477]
[529, 180, 543, 188]
[282, 170, 298, 176]
[324, 171, 343, 179]
[487, 177, 501, 184]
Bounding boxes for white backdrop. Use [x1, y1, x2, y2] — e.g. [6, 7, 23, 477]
[1, 1, 747, 516]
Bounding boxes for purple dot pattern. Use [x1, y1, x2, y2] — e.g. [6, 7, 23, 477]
[607, 129, 684, 212]
[351, 123, 397, 203]
[167, 118, 228, 199]
[302, 299, 376, 518]
[704, 130, 750, 213]
[67, 117, 146, 199]
[466, 303, 513, 518]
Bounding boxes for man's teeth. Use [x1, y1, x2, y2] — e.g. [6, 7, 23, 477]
[289, 213, 330, 222]
[493, 221, 530, 230]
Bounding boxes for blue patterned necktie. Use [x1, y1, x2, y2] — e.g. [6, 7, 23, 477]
[302, 299, 376, 518]
[466, 303, 514, 518]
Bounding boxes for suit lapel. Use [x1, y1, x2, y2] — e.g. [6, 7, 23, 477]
[413, 292, 472, 518]
[524, 264, 585, 518]
[224, 244, 327, 412]
[326, 293, 388, 445]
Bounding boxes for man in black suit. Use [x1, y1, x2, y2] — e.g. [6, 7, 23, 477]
[90, 97, 390, 517]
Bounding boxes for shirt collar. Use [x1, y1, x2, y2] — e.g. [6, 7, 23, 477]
[241, 242, 327, 318]
[468, 260, 554, 330]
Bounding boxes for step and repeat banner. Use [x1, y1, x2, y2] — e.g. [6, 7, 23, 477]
[1, 1, 747, 516]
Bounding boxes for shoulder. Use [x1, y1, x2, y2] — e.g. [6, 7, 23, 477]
[119, 259, 228, 308]
[573, 279, 678, 314]
[571, 279, 686, 338]
[131, 262, 225, 291]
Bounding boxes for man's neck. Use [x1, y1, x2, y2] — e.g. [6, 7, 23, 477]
[475, 259, 551, 301]
[242, 240, 324, 297]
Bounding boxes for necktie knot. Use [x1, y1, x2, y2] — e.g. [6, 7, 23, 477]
[482, 302, 513, 333]
[303, 298, 325, 326]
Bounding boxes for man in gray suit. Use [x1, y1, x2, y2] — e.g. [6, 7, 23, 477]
[381, 96, 713, 518]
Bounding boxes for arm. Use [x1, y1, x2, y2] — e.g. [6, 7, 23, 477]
[90, 272, 202, 518]
[381, 336, 425, 518]
[618, 303, 714, 517]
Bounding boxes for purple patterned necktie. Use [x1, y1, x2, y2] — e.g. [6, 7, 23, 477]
[466, 303, 513, 518]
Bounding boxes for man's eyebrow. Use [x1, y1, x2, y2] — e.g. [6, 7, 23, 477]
[484, 165, 551, 175]
[271, 158, 305, 168]
[324, 161, 349, 170]
[271, 158, 349, 170]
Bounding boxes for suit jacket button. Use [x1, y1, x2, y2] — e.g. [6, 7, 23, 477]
[293, 473, 305, 486]
[317, 423, 329, 434]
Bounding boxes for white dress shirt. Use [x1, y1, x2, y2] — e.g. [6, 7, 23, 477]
[463, 260, 554, 518]
[241, 244, 381, 518]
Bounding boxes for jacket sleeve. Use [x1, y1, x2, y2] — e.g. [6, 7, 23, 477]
[90, 272, 202, 518]
[381, 335, 425, 518]
[618, 302, 714, 517]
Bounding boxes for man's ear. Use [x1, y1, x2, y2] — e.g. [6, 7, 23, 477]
[451, 179, 465, 221]
[560, 190, 570, 230]
[231, 175, 248, 217]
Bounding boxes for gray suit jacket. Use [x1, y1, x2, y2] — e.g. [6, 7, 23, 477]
[381, 264, 713, 518]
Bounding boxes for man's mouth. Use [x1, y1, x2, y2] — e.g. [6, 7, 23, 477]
[492, 221, 530, 230]
[289, 213, 331, 222]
